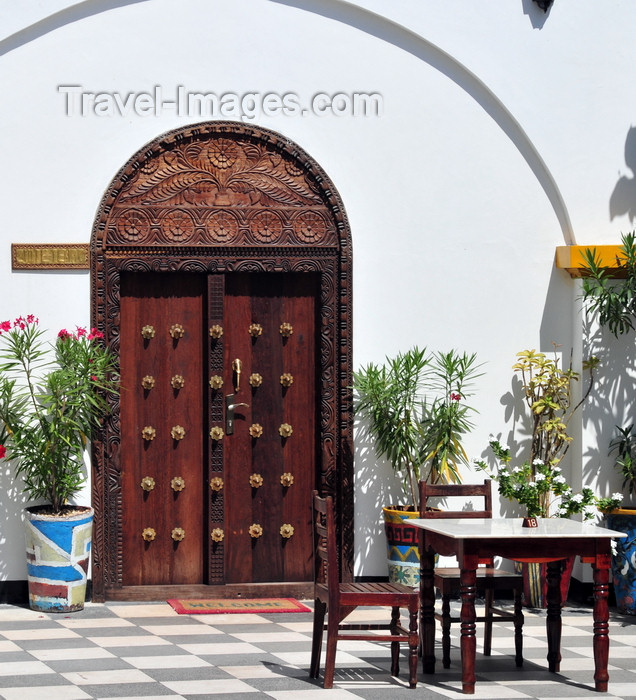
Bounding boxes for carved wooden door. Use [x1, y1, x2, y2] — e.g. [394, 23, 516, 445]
[119, 271, 316, 587]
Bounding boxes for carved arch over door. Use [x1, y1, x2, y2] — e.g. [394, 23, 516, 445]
[90, 121, 353, 600]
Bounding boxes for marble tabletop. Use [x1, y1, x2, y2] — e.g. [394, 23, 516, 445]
[409, 517, 627, 540]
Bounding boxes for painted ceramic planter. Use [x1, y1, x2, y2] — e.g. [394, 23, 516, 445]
[382, 506, 421, 587]
[24, 506, 93, 613]
[515, 556, 574, 608]
[606, 509, 636, 615]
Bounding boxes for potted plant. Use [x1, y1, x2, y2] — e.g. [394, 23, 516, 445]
[476, 347, 621, 606]
[0, 315, 118, 612]
[603, 426, 636, 614]
[580, 232, 636, 614]
[353, 346, 481, 585]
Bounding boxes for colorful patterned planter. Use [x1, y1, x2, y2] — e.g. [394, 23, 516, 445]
[24, 506, 93, 613]
[382, 506, 421, 587]
[514, 556, 574, 608]
[607, 509, 636, 615]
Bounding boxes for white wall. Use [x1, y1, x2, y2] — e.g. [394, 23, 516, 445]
[1, 0, 634, 581]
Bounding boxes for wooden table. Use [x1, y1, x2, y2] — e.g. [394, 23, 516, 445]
[410, 517, 626, 694]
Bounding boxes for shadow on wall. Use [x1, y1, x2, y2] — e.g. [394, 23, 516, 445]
[521, 0, 552, 29]
[610, 126, 636, 223]
[582, 315, 636, 492]
[0, 463, 30, 583]
[353, 414, 408, 575]
[481, 262, 587, 517]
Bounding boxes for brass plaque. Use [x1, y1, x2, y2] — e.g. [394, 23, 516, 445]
[11, 244, 89, 270]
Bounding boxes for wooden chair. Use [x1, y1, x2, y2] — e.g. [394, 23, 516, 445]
[310, 491, 420, 689]
[419, 479, 524, 668]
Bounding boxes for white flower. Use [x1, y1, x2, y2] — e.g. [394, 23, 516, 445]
[571, 493, 584, 503]
[553, 475, 566, 485]
[612, 492, 624, 502]
[528, 481, 537, 488]
[584, 505, 596, 515]
[512, 466, 522, 473]
[611, 540, 618, 556]
[552, 466, 562, 473]
[535, 473, 546, 482]
[533, 458, 544, 466]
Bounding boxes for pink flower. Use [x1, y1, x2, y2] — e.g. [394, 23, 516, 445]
[0, 320, 11, 334]
[26, 315, 37, 324]
[14, 316, 26, 330]
[0, 445, 6, 460]
[58, 329, 72, 340]
[88, 328, 104, 341]
[76, 327, 87, 337]
[450, 393, 461, 401]
[91, 375, 98, 381]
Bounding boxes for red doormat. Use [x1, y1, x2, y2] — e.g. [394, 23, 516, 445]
[167, 598, 312, 614]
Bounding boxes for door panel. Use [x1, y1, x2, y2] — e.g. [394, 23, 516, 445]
[120, 273, 206, 586]
[223, 274, 317, 584]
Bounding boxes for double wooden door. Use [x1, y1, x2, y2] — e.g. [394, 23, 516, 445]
[120, 271, 317, 588]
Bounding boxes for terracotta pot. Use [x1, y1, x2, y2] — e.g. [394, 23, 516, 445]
[24, 506, 93, 613]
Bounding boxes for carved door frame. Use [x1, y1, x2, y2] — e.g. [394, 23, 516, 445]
[90, 121, 353, 600]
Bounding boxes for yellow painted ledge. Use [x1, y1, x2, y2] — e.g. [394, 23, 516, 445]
[555, 245, 626, 277]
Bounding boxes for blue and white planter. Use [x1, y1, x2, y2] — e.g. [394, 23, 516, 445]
[606, 509, 636, 615]
[24, 506, 93, 613]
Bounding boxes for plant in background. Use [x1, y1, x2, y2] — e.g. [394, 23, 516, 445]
[609, 425, 636, 502]
[353, 346, 482, 508]
[581, 231, 636, 337]
[476, 348, 621, 518]
[0, 315, 118, 515]
[581, 233, 636, 505]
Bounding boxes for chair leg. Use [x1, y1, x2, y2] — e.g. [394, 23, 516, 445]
[323, 609, 339, 688]
[408, 606, 419, 689]
[484, 588, 494, 656]
[390, 606, 400, 677]
[514, 588, 524, 667]
[310, 600, 326, 679]
[441, 595, 452, 668]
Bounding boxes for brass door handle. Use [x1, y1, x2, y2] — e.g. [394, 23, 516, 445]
[232, 358, 242, 391]
[225, 394, 249, 435]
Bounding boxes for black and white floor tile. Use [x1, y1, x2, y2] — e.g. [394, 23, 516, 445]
[0, 600, 635, 699]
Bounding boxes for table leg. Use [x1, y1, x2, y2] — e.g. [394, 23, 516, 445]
[592, 556, 611, 692]
[459, 558, 478, 694]
[421, 547, 436, 674]
[546, 559, 563, 672]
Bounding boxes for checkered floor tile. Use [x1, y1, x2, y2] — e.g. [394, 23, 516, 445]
[0, 600, 635, 699]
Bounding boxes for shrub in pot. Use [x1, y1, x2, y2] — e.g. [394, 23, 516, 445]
[353, 347, 481, 585]
[0, 315, 118, 612]
[476, 348, 618, 607]
[601, 425, 636, 614]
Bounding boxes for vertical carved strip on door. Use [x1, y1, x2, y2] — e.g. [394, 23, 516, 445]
[208, 274, 225, 584]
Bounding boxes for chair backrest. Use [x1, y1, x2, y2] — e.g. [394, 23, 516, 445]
[419, 479, 493, 519]
[313, 490, 339, 598]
